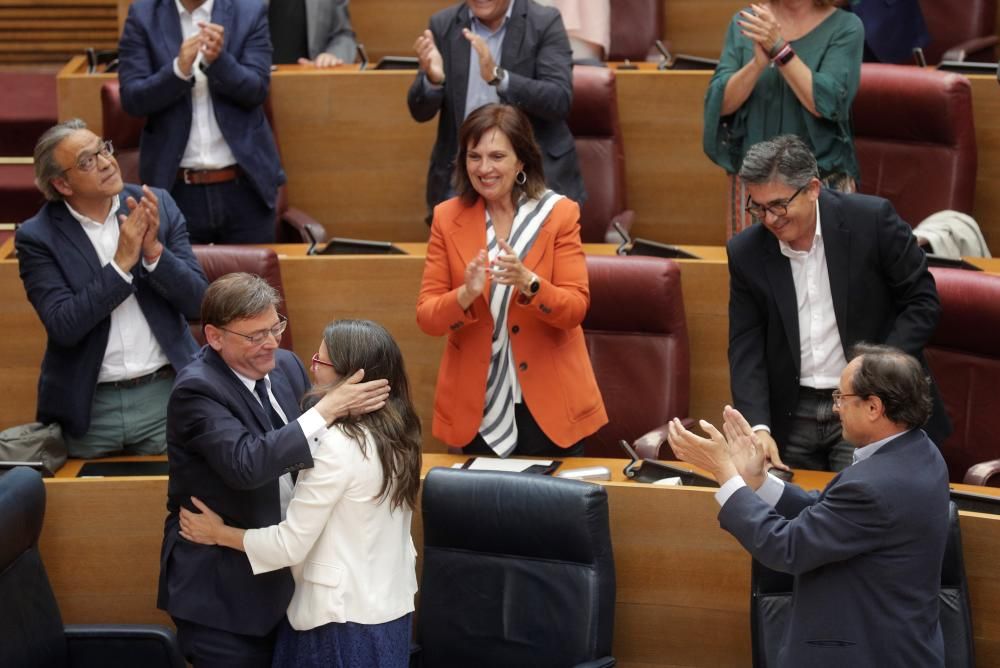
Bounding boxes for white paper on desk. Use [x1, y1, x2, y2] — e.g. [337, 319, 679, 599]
[466, 457, 553, 472]
[652, 476, 683, 486]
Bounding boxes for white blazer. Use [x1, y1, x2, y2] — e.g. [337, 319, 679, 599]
[243, 425, 417, 630]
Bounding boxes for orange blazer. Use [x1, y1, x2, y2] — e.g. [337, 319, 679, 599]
[416, 196, 608, 448]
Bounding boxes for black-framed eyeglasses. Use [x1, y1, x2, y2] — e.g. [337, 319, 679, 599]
[745, 183, 807, 220]
[832, 390, 865, 408]
[63, 139, 114, 174]
[218, 314, 287, 346]
[311, 354, 336, 370]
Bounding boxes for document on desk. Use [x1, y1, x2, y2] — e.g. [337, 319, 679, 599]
[462, 457, 561, 475]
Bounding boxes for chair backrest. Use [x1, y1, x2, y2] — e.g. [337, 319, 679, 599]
[567, 65, 629, 243]
[190, 245, 294, 350]
[0, 467, 69, 667]
[925, 267, 1000, 482]
[750, 501, 974, 667]
[919, 0, 997, 63]
[417, 467, 616, 667]
[608, 0, 660, 61]
[582, 255, 690, 457]
[100, 80, 144, 184]
[852, 64, 976, 228]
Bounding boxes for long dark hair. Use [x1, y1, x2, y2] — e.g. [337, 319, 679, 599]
[304, 320, 422, 510]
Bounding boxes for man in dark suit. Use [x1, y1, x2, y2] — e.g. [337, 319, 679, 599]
[267, 0, 357, 67]
[117, 0, 283, 244]
[851, 0, 929, 64]
[159, 273, 389, 666]
[16, 119, 207, 458]
[407, 0, 585, 221]
[727, 134, 950, 472]
[668, 344, 951, 667]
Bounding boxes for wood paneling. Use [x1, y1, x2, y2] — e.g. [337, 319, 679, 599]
[0, 245, 730, 455]
[0, 2, 117, 66]
[56, 62, 1000, 248]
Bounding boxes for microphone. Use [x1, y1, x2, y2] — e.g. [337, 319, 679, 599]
[655, 40, 671, 71]
[304, 225, 318, 256]
[613, 221, 631, 256]
[356, 43, 369, 71]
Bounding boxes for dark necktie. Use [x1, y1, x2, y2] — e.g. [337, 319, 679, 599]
[254, 379, 284, 430]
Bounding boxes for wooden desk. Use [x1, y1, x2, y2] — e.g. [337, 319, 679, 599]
[55, 60, 1000, 249]
[3, 244, 996, 445]
[39, 453, 1000, 666]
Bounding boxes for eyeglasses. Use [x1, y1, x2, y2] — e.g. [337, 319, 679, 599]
[311, 354, 336, 370]
[64, 140, 115, 174]
[745, 184, 807, 220]
[218, 314, 287, 346]
[832, 390, 865, 408]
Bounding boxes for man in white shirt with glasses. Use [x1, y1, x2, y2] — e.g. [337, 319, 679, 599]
[726, 134, 950, 472]
[16, 118, 208, 459]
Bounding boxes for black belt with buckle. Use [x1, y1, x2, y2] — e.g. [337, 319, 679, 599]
[98, 365, 174, 390]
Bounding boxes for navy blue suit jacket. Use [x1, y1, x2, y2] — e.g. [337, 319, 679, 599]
[727, 188, 951, 448]
[720, 429, 950, 667]
[852, 0, 929, 64]
[117, 0, 284, 208]
[15, 184, 207, 437]
[158, 346, 313, 636]
[407, 0, 585, 213]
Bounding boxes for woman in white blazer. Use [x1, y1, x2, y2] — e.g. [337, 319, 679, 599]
[180, 319, 422, 667]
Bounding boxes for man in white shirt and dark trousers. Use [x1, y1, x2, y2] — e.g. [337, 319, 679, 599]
[118, 0, 284, 244]
[15, 119, 208, 458]
[726, 134, 950, 472]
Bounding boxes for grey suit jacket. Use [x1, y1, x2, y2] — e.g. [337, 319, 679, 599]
[406, 0, 585, 215]
[305, 0, 356, 62]
[721, 429, 950, 667]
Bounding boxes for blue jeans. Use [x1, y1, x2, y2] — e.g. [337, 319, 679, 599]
[781, 387, 854, 472]
[171, 174, 275, 245]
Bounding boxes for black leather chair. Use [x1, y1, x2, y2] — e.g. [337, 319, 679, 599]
[414, 468, 616, 668]
[750, 501, 974, 667]
[0, 466, 185, 668]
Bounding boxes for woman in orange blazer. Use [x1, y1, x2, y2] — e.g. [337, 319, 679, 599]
[417, 103, 607, 458]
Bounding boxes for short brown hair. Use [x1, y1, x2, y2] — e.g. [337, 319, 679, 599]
[200, 273, 280, 327]
[454, 103, 546, 207]
[848, 343, 932, 430]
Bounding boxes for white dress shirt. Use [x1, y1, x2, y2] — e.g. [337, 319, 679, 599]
[779, 201, 847, 390]
[172, 0, 238, 170]
[230, 369, 328, 518]
[65, 195, 169, 383]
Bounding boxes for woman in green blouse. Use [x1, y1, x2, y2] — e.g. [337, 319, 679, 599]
[704, 1, 863, 237]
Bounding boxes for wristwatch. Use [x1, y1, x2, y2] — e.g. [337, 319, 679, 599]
[488, 66, 505, 86]
[523, 274, 541, 297]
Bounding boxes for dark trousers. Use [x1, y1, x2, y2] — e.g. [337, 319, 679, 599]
[171, 174, 275, 245]
[463, 402, 585, 458]
[781, 387, 855, 472]
[173, 617, 278, 668]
